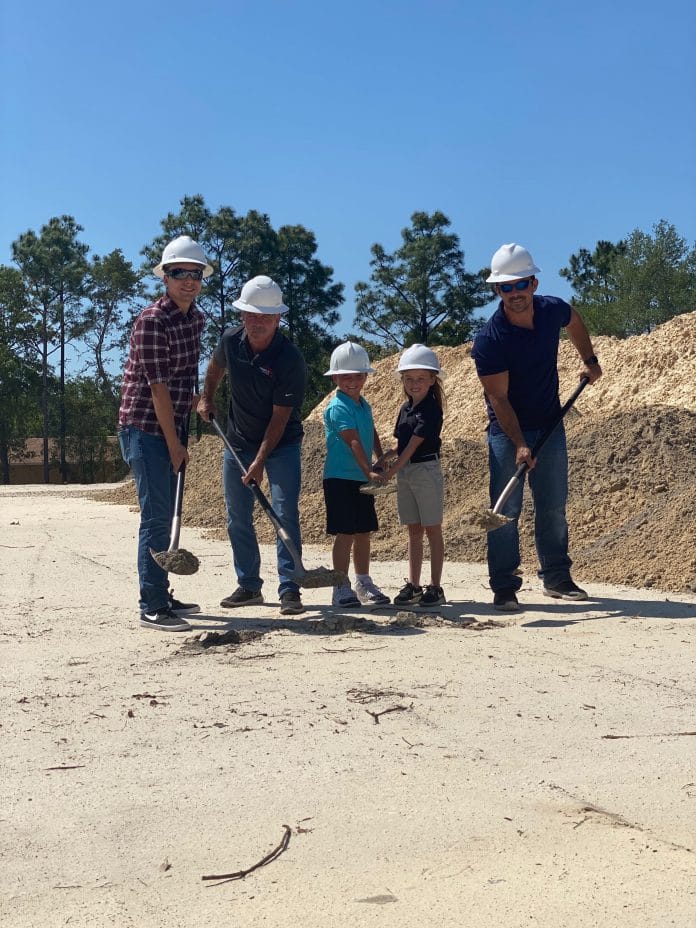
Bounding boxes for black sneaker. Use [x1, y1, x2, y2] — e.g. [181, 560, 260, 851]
[220, 587, 264, 608]
[279, 591, 305, 615]
[393, 581, 423, 606]
[543, 579, 587, 601]
[418, 585, 445, 608]
[493, 589, 520, 612]
[169, 589, 201, 616]
[140, 607, 191, 632]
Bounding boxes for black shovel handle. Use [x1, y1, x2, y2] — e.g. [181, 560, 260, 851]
[491, 377, 589, 517]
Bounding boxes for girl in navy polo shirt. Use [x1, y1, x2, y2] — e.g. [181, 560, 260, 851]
[384, 344, 446, 608]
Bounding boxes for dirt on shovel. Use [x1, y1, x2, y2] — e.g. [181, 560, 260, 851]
[149, 547, 200, 575]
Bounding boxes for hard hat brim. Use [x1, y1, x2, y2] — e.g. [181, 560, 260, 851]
[486, 265, 541, 284]
[395, 365, 446, 379]
[323, 367, 375, 376]
[232, 298, 289, 315]
[154, 261, 214, 279]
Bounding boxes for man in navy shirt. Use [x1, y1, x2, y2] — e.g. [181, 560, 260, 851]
[472, 243, 602, 612]
[198, 276, 307, 616]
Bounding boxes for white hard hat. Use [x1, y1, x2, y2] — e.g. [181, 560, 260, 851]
[153, 235, 214, 278]
[397, 343, 443, 375]
[233, 275, 289, 315]
[324, 342, 375, 375]
[486, 243, 541, 283]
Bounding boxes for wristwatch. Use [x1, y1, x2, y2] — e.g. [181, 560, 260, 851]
[583, 354, 599, 366]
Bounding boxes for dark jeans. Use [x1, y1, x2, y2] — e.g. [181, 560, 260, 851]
[487, 425, 572, 593]
[118, 425, 176, 613]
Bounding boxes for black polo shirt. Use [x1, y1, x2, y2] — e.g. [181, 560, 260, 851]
[471, 295, 572, 434]
[214, 326, 307, 452]
[393, 389, 443, 458]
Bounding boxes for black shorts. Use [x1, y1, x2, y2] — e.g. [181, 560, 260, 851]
[323, 478, 378, 535]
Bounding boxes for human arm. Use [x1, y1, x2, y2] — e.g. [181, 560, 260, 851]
[477, 371, 535, 470]
[150, 382, 188, 473]
[339, 428, 385, 483]
[565, 308, 603, 384]
[197, 357, 227, 421]
[243, 405, 294, 486]
[383, 435, 425, 478]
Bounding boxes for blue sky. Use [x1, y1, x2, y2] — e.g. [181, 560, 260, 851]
[2, 0, 694, 334]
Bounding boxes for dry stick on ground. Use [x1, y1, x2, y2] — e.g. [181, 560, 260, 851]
[366, 704, 413, 725]
[202, 825, 292, 884]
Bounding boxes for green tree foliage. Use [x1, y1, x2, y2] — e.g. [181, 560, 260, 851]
[267, 224, 343, 414]
[612, 221, 696, 334]
[82, 250, 143, 413]
[64, 378, 126, 482]
[561, 222, 696, 336]
[11, 216, 89, 481]
[0, 267, 42, 482]
[354, 211, 489, 349]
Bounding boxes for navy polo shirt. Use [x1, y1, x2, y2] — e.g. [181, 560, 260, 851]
[393, 390, 443, 458]
[214, 326, 307, 452]
[471, 295, 572, 434]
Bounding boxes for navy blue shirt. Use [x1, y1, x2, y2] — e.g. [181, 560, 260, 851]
[393, 389, 443, 458]
[471, 295, 572, 434]
[214, 326, 307, 452]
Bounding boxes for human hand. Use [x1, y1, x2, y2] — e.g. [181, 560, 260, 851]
[580, 360, 602, 384]
[242, 457, 265, 487]
[515, 445, 535, 471]
[169, 441, 189, 474]
[197, 393, 216, 422]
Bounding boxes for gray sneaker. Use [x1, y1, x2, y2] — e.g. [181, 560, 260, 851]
[140, 607, 191, 632]
[354, 576, 390, 607]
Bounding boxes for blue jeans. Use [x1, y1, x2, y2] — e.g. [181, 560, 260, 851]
[487, 425, 572, 593]
[118, 426, 177, 613]
[223, 442, 302, 596]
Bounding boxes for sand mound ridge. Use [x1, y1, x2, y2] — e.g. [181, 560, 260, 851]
[99, 312, 696, 592]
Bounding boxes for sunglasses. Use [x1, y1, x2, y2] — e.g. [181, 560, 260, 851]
[165, 268, 204, 281]
[498, 278, 533, 293]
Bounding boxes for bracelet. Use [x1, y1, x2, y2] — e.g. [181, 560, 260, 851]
[583, 354, 599, 366]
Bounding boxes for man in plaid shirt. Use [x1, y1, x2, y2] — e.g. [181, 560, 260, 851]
[118, 236, 212, 631]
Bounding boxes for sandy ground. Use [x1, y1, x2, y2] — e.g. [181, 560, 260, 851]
[2, 486, 696, 928]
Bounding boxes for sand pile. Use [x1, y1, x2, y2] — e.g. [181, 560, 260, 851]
[98, 312, 696, 592]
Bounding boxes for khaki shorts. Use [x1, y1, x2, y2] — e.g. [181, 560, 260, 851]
[396, 460, 444, 527]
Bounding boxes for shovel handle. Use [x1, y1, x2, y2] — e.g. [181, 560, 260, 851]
[491, 377, 589, 516]
[167, 463, 185, 551]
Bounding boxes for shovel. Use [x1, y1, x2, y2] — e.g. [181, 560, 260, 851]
[149, 463, 200, 574]
[209, 416, 347, 589]
[481, 377, 589, 532]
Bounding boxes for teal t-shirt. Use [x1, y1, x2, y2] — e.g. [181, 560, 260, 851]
[323, 391, 374, 481]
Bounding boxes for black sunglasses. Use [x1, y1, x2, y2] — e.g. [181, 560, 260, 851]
[165, 268, 204, 281]
[499, 278, 534, 293]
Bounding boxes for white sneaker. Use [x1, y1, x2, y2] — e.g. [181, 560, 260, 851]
[332, 583, 361, 608]
[354, 576, 390, 607]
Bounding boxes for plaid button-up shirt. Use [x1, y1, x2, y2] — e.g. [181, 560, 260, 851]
[118, 296, 205, 438]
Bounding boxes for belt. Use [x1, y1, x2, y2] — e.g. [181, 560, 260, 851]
[409, 453, 440, 464]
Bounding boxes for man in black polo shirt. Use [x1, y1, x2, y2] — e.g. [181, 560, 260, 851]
[472, 243, 602, 612]
[198, 276, 307, 615]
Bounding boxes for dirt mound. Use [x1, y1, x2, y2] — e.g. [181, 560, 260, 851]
[96, 312, 696, 592]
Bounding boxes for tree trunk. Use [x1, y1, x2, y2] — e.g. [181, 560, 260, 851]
[59, 290, 67, 483]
